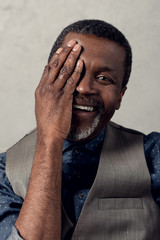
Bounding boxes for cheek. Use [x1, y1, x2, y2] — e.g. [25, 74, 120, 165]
[99, 90, 121, 123]
[102, 88, 120, 111]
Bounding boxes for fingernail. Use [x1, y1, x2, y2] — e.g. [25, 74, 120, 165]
[67, 40, 76, 47]
[72, 44, 80, 52]
[56, 47, 63, 54]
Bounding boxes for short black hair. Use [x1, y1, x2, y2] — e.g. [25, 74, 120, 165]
[48, 19, 132, 88]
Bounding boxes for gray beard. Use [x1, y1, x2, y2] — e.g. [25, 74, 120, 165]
[67, 113, 102, 141]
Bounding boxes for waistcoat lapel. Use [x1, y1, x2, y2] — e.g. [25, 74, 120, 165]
[6, 129, 37, 198]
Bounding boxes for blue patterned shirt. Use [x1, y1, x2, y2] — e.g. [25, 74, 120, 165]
[0, 131, 160, 239]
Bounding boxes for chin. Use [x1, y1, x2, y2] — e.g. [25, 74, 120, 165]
[67, 113, 102, 142]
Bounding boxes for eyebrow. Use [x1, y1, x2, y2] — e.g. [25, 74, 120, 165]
[95, 65, 119, 81]
[97, 66, 116, 73]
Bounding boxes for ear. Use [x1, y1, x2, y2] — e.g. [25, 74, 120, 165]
[115, 87, 127, 110]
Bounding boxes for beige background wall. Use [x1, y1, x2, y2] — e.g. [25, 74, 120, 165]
[0, 0, 160, 152]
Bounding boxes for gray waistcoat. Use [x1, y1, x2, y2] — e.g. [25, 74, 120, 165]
[6, 122, 160, 240]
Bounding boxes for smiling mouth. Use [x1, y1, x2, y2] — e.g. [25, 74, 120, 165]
[73, 104, 95, 112]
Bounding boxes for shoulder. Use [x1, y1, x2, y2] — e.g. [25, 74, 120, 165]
[7, 128, 37, 152]
[108, 121, 144, 136]
[143, 132, 160, 207]
[144, 132, 160, 157]
[144, 132, 160, 143]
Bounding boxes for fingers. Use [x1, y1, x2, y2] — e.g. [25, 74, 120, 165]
[53, 43, 82, 89]
[37, 65, 50, 89]
[64, 58, 83, 94]
[38, 40, 77, 88]
[37, 39, 83, 98]
[47, 40, 78, 84]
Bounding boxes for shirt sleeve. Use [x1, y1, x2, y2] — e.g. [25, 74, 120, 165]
[144, 132, 160, 207]
[0, 153, 23, 240]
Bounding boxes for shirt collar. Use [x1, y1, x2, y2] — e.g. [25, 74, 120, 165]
[63, 128, 106, 153]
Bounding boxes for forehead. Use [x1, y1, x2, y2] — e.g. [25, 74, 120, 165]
[62, 32, 126, 69]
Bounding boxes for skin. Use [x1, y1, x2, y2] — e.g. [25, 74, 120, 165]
[63, 33, 127, 141]
[15, 33, 126, 240]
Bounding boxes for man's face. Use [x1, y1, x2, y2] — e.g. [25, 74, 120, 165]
[62, 33, 126, 141]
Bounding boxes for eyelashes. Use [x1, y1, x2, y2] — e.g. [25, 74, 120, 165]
[96, 76, 115, 85]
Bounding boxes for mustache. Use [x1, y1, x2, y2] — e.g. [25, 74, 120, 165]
[73, 94, 104, 110]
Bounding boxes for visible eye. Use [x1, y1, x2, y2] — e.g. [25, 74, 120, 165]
[96, 76, 114, 84]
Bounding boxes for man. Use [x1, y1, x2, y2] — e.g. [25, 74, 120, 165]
[0, 19, 160, 240]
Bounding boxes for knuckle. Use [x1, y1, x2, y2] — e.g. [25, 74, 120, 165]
[60, 66, 69, 75]
[37, 84, 52, 97]
[40, 87, 47, 96]
[74, 68, 81, 76]
[62, 46, 70, 53]
[35, 87, 42, 99]
[44, 65, 49, 72]
[67, 76, 74, 84]
[50, 58, 59, 68]
[67, 53, 76, 61]
[41, 65, 49, 78]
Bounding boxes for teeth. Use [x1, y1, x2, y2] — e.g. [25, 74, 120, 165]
[73, 104, 94, 112]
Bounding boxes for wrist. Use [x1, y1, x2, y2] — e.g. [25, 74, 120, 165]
[37, 130, 65, 146]
[34, 133, 64, 163]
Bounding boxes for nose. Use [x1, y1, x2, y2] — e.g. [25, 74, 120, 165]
[76, 72, 97, 95]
